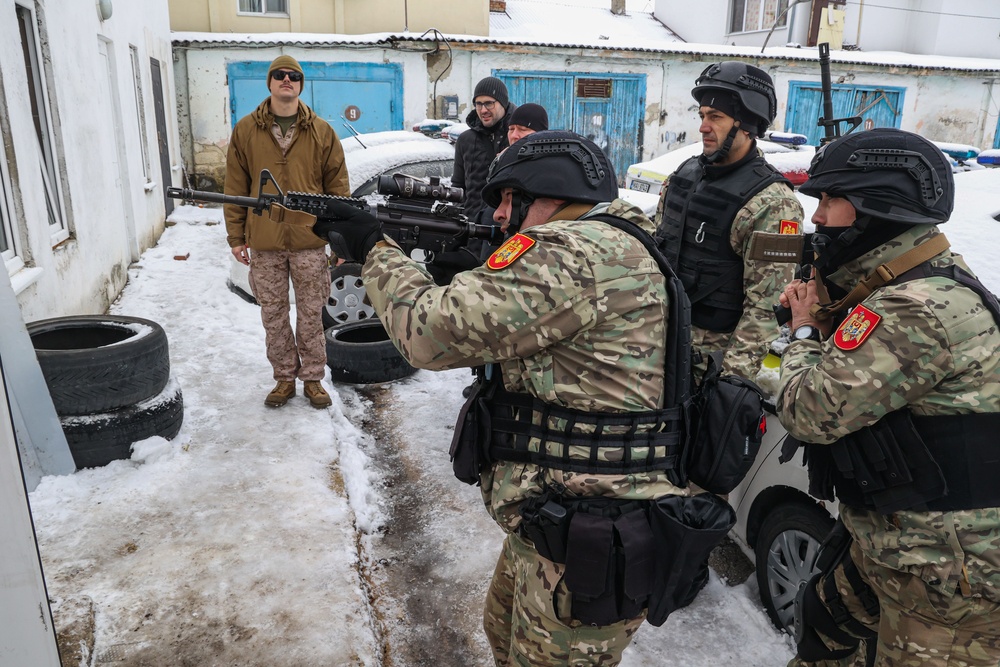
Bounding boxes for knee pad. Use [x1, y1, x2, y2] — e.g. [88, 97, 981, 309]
[794, 573, 862, 662]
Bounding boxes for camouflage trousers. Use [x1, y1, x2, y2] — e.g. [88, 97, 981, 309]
[483, 532, 644, 667]
[789, 540, 1000, 667]
[248, 247, 329, 382]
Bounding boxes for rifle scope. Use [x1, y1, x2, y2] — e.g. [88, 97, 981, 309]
[377, 173, 463, 203]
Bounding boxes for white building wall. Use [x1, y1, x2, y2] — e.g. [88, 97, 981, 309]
[654, 0, 733, 44]
[1, 0, 178, 322]
[175, 40, 1000, 176]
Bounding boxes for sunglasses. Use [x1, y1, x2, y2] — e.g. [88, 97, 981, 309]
[271, 70, 303, 82]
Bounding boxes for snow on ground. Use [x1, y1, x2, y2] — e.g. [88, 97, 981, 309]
[25, 166, 1000, 665]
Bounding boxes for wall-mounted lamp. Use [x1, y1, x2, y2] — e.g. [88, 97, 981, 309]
[97, 0, 113, 21]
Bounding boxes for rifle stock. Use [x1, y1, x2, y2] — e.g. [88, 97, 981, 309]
[167, 169, 500, 257]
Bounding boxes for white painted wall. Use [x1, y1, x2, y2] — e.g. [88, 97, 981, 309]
[656, 0, 1000, 60]
[849, 0, 1000, 59]
[655, 0, 734, 44]
[174, 39, 1000, 180]
[1, 0, 178, 322]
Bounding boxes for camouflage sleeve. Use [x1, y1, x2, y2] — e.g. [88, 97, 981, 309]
[723, 183, 804, 379]
[654, 173, 672, 221]
[776, 291, 953, 444]
[360, 238, 598, 371]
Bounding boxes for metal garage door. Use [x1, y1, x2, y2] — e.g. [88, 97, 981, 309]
[228, 61, 402, 136]
[785, 81, 905, 145]
[495, 70, 646, 184]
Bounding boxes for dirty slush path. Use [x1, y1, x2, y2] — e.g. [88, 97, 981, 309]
[354, 373, 501, 667]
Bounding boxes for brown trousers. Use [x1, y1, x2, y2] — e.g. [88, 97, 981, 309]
[248, 247, 329, 382]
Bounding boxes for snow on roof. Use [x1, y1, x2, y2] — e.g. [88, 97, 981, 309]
[171, 0, 1000, 74]
[489, 0, 680, 48]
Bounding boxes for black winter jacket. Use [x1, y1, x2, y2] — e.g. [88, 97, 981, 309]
[452, 102, 516, 223]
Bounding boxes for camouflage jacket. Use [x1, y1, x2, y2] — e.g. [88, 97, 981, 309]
[777, 225, 1000, 601]
[364, 199, 687, 532]
[656, 163, 803, 384]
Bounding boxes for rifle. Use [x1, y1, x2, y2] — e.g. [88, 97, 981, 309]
[817, 42, 863, 145]
[760, 43, 867, 325]
[750, 231, 835, 325]
[166, 169, 501, 257]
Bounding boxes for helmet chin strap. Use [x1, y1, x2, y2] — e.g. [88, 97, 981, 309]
[704, 123, 741, 165]
[505, 190, 535, 236]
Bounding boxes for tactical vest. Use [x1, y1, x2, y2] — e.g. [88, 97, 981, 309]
[656, 155, 791, 333]
[803, 262, 1000, 513]
[449, 213, 692, 486]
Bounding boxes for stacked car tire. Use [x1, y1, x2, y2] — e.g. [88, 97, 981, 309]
[28, 315, 184, 469]
[323, 263, 417, 384]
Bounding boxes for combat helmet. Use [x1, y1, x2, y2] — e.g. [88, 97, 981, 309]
[482, 130, 618, 232]
[800, 128, 954, 224]
[691, 61, 777, 138]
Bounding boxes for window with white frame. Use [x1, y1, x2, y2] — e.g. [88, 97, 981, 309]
[237, 0, 288, 15]
[730, 0, 789, 33]
[0, 166, 14, 265]
[16, 2, 68, 242]
[130, 45, 151, 180]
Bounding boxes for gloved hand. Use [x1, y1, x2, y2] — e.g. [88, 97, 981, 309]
[311, 200, 383, 263]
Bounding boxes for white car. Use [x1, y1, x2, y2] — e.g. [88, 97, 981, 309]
[728, 408, 835, 634]
[625, 133, 815, 196]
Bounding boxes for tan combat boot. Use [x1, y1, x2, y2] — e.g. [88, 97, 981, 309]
[264, 380, 296, 407]
[303, 381, 332, 408]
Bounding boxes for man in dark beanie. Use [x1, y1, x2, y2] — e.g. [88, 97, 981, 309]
[433, 76, 517, 284]
[507, 103, 549, 144]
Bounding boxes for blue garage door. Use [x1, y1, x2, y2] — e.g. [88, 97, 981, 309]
[785, 81, 905, 145]
[228, 61, 402, 136]
[495, 70, 646, 184]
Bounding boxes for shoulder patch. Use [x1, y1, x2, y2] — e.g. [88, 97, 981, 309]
[779, 220, 800, 235]
[834, 304, 882, 351]
[486, 233, 535, 270]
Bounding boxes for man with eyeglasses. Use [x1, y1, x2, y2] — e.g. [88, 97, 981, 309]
[225, 55, 349, 409]
[429, 76, 517, 284]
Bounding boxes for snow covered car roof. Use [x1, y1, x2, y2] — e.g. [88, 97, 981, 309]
[625, 139, 815, 196]
[341, 131, 455, 196]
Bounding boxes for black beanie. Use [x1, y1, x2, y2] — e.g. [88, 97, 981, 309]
[473, 76, 509, 108]
[508, 103, 549, 131]
[699, 91, 760, 135]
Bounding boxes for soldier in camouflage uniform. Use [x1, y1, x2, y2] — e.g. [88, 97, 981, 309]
[655, 61, 803, 385]
[314, 131, 695, 666]
[776, 128, 1000, 667]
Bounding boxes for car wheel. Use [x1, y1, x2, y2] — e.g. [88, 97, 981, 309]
[322, 263, 376, 330]
[325, 320, 417, 385]
[59, 381, 184, 469]
[754, 501, 834, 634]
[28, 315, 171, 415]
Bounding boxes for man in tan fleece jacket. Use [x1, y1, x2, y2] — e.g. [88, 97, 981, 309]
[225, 55, 350, 408]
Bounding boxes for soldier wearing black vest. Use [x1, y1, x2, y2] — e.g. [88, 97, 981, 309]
[655, 61, 804, 383]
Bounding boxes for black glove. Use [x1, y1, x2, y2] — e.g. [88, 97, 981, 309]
[311, 200, 383, 263]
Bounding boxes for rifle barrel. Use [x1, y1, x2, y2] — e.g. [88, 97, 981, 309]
[166, 187, 265, 210]
[819, 42, 837, 142]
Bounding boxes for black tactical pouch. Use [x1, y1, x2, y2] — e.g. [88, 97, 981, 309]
[684, 354, 766, 494]
[564, 508, 656, 626]
[646, 493, 735, 626]
[448, 367, 498, 485]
